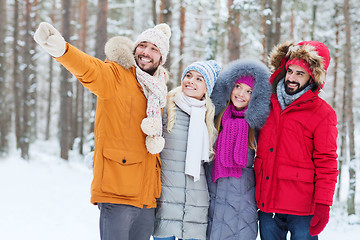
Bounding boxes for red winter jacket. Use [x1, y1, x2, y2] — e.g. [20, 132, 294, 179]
[254, 41, 338, 215]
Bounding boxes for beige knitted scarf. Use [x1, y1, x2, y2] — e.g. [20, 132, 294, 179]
[136, 65, 168, 154]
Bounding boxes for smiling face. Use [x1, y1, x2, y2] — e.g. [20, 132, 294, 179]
[230, 82, 253, 111]
[134, 42, 162, 75]
[285, 64, 312, 95]
[181, 70, 208, 100]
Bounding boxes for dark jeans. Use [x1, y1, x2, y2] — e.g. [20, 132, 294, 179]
[98, 203, 155, 240]
[258, 211, 318, 240]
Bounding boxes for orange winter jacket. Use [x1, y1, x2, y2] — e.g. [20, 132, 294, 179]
[56, 43, 161, 208]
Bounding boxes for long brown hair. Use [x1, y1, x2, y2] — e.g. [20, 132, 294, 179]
[215, 101, 257, 150]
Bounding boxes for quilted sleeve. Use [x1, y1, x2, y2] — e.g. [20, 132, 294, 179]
[56, 43, 131, 99]
[312, 107, 338, 206]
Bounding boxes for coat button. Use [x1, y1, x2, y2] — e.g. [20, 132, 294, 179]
[266, 176, 269, 180]
[122, 159, 126, 164]
[262, 203, 265, 207]
[270, 148, 273, 152]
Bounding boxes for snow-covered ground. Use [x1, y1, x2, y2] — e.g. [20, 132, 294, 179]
[0, 139, 359, 240]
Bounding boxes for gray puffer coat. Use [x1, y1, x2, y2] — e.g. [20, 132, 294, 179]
[153, 106, 209, 240]
[205, 148, 257, 240]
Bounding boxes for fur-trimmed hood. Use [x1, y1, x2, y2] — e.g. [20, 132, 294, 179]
[210, 59, 271, 129]
[268, 41, 331, 91]
[104, 36, 169, 82]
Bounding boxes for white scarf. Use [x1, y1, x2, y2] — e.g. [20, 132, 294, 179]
[136, 65, 167, 154]
[174, 92, 209, 182]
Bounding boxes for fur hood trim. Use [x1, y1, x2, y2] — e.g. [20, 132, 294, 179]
[268, 41, 328, 89]
[210, 59, 271, 129]
[105, 36, 135, 70]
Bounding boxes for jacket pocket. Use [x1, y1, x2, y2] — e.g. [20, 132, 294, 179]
[275, 164, 315, 212]
[101, 148, 144, 197]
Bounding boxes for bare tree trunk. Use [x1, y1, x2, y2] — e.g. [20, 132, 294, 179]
[290, 7, 294, 40]
[333, 3, 341, 202]
[261, 0, 267, 61]
[343, 0, 356, 216]
[159, 0, 172, 73]
[337, 78, 347, 202]
[76, 0, 88, 155]
[45, 54, 53, 141]
[227, 0, 241, 62]
[310, 0, 318, 39]
[45, 0, 57, 141]
[60, 0, 73, 160]
[21, 0, 37, 160]
[95, 0, 107, 61]
[177, 0, 185, 87]
[71, 0, 80, 149]
[30, 0, 38, 142]
[89, 0, 108, 151]
[273, 0, 282, 45]
[332, 4, 340, 111]
[0, 0, 9, 155]
[264, 0, 273, 56]
[13, 0, 21, 150]
[152, 0, 157, 24]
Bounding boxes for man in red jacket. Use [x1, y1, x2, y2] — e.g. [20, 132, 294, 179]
[254, 41, 338, 240]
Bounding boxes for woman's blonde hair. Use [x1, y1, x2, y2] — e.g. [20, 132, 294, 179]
[215, 101, 256, 150]
[166, 87, 217, 157]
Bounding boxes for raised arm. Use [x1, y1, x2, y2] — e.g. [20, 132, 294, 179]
[34, 22, 133, 99]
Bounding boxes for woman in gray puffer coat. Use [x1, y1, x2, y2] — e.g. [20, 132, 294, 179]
[153, 60, 221, 240]
[206, 59, 271, 240]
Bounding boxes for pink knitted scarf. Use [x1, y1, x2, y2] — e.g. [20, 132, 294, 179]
[212, 103, 249, 182]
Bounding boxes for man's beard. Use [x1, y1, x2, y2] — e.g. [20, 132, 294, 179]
[284, 80, 310, 95]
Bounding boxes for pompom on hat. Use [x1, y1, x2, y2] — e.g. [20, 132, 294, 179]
[181, 60, 222, 96]
[134, 23, 171, 65]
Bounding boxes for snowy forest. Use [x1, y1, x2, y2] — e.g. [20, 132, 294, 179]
[0, 0, 359, 239]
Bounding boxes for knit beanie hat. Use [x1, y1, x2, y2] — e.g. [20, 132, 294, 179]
[236, 75, 255, 89]
[181, 60, 222, 96]
[133, 23, 171, 65]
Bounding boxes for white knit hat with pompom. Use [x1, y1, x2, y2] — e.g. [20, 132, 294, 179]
[133, 23, 171, 65]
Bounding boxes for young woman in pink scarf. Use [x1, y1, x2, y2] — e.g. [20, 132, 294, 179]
[206, 59, 271, 240]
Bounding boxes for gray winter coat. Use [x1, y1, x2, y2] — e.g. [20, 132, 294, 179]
[205, 148, 257, 240]
[206, 59, 271, 240]
[153, 106, 209, 240]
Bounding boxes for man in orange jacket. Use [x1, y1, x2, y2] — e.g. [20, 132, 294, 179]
[34, 22, 171, 240]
